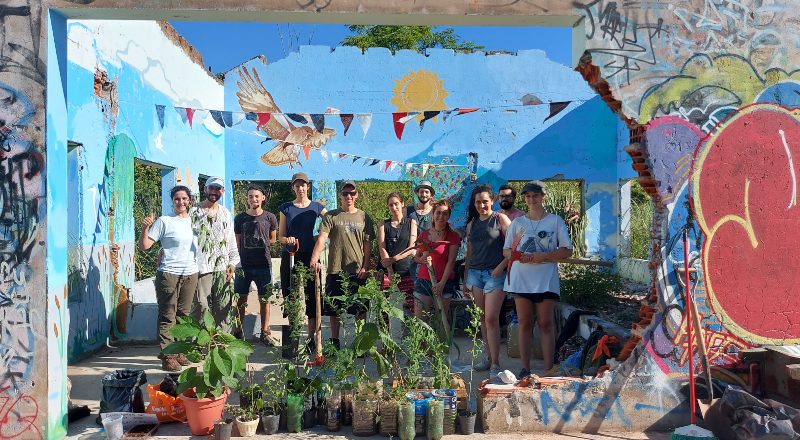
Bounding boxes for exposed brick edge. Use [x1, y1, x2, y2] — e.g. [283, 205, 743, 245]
[157, 21, 222, 85]
[574, 51, 664, 375]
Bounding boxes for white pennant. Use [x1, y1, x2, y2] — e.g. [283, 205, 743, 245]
[390, 162, 399, 172]
[320, 150, 329, 163]
[421, 164, 430, 176]
[231, 112, 246, 127]
[406, 163, 414, 173]
[357, 113, 372, 139]
[274, 113, 292, 130]
[398, 112, 420, 124]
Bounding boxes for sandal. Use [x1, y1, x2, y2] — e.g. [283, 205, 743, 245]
[259, 332, 276, 347]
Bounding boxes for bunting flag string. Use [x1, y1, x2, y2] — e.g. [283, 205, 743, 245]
[306, 147, 469, 177]
[151, 99, 584, 134]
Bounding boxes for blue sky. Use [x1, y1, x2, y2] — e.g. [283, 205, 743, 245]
[168, 22, 573, 75]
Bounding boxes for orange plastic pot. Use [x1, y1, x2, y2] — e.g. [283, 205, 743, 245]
[180, 388, 230, 435]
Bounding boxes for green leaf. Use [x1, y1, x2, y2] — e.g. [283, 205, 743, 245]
[228, 339, 254, 356]
[204, 352, 221, 387]
[197, 329, 211, 345]
[178, 367, 197, 384]
[222, 375, 239, 390]
[170, 323, 201, 340]
[161, 341, 193, 355]
[231, 352, 246, 375]
[202, 310, 216, 331]
[212, 348, 233, 376]
[217, 331, 236, 344]
[354, 322, 379, 356]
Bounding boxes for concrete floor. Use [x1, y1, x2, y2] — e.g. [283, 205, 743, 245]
[66, 297, 667, 439]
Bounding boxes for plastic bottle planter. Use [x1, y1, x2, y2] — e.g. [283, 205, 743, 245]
[397, 402, 416, 440]
[406, 391, 432, 435]
[433, 389, 457, 435]
[379, 400, 399, 436]
[302, 394, 316, 428]
[427, 399, 444, 440]
[352, 398, 377, 436]
[325, 394, 341, 432]
[286, 393, 304, 433]
[340, 390, 354, 426]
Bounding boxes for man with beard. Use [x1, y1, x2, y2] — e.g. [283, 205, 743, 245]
[406, 181, 435, 287]
[194, 177, 240, 333]
[499, 184, 525, 221]
[234, 185, 278, 345]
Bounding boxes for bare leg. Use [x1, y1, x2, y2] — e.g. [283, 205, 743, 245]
[483, 289, 506, 366]
[514, 297, 535, 371]
[259, 300, 270, 334]
[535, 300, 556, 371]
[330, 316, 340, 340]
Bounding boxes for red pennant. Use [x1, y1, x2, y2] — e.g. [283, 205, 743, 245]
[456, 107, 479, 115]
[257, 112, 271, 130]
[302, 145, 311, 160]
[340, 114, 354, 136]
[384, 160, 392, 172]
[392, 112, 408, 140]
[185, 108, 195, 127]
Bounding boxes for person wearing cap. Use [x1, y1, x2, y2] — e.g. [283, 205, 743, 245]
[194, 177, 241, 333]
[234, 184, 278, 346]
[278, 172, 326, 349]
[309, 180, 375, 346]
[503, 180, 572, 379]
[407, 180, 436, 288]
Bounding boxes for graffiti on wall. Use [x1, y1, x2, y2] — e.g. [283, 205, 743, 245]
[236, 66, 336, 166]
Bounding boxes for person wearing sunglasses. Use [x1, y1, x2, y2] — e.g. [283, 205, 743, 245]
[310, 180, 375, 347]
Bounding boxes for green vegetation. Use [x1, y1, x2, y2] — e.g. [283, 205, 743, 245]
[133, 161, 162, 280]
[506, 180, 586, 258]
[231, 180, 295, 258]
[341, 25, 483, 52]
[630, 181, 653, 260]
[559, 264, 623, 309]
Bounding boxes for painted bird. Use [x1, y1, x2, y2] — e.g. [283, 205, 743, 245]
[236, 66, 336, 166]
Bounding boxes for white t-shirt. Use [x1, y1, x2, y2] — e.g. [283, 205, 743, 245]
[147, 215, 199, 275]
[503, 213, 571, 294]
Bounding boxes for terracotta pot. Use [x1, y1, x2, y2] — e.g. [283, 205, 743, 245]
[180, 388, 230, 436]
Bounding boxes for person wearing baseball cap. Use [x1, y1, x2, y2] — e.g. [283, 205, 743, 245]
[407, 180, 436, 288]
[278, 172, 326, 354]
[502, 180, 572, 379]
[309, 179, 375, 347]
[195, 177, 241, 335]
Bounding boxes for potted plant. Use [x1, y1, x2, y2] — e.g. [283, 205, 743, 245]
[259, 366, 285, 435]
[233, 404, 260, 437]
[458, 303, 482, 435]
[162, 311, 254, 435]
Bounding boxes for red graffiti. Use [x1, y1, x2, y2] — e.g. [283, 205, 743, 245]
[0, 387, 41, 439]
[692, 103, 800, 344]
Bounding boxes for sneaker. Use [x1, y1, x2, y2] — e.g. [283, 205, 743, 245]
[518, 368, 531, 379]
[161, 355, 181, 372]
[175, 353, 191, 366]
[474, 358, 491, 371]
[489, 365, 502, 378]
[260, 332, 276, 347]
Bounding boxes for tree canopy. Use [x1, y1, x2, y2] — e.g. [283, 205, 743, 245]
[341, 25, 483, 52]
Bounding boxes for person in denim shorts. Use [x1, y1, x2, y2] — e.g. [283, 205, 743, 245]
[414, 199, 461, 323]
[464, 185, 511, 376]
[233, 185, 278, 345]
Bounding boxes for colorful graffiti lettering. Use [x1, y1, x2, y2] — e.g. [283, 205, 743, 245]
[692, 103, 800, 344]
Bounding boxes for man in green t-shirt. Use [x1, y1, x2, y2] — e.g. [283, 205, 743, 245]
[310, 180, 375, 346]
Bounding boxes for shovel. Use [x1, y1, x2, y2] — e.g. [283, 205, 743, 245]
[307, 268, 325, 367]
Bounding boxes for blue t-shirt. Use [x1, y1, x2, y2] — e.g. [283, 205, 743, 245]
[147, 215, 199, 275]
[279, 200, 324, 254]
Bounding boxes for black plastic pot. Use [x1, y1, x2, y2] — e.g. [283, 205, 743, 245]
[260, 414, 280, 435]
[213, 418, 234, 440]
[458, 411, 476, 435]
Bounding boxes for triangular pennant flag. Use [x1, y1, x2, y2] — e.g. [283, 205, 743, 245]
[544, 101, 570, 121]
[221, 111, 233, 127]
[390, 162, 400, 172]
[185, 108, 195, 128]
[398, 112, 420, 124]
[352, 155, 361, 163]
[420, 111, 440, 130]
[442, 109, 455, 123]
[256, 112, 271, 131]
[338, 153, 348, 160]
[273, 113, 292, 130]
[384, 160, 392, 173]
[455, 107, 479, 115]
[369, 159, 380, 166]
[362, 157, 372, 166]
[421, 164, 430, 176]
[174, 107, 188, 125]
[210, 110, 225, 127]
[311, 114, 325, 132]
[302, 145, 311, 161]
[287, 113, 308, 124]
[245, 112, 257, 122]
[155, 104, 165, 129]
[406, 163, 414, 173]
[357, 113, 372, 139]
[392, 112, 408, 140]
[340, 114, 354, 136]
[320, 150, 329, 163]
[230, 112, 245, 127]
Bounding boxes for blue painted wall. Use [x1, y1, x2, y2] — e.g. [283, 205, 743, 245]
[224, 46, 632, 259]
[65, 21, 225, 361]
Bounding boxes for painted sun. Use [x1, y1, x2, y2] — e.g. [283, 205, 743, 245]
[390, 69, 448, 122]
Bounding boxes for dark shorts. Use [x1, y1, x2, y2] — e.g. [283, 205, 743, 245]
[234, 266, 273, 300]
[325, 272, 366, 317]
[280, 251, 319, 317]
[510, 291, 560, 303]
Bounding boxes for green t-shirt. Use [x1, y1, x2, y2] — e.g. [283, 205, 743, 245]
[320, 209, 375, 274]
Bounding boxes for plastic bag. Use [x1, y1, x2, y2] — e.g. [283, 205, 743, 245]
[145, 383, 186, 422]
[398, 402, 416, 440]
[426, 399, 444, 440]
[287, 393, 304, 433]
[97, 369, 147, 423]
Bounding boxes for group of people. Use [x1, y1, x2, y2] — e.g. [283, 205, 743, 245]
[140, 173, 572, 380]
